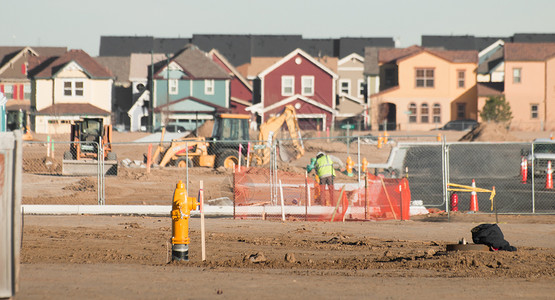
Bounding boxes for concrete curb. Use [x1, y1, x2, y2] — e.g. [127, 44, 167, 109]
[22, 205, 233, 217]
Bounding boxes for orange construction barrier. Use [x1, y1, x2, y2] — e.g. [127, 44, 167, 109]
[469, 179, 479, 212]
[521, 157, 527, 184]
[546, 161, 553, 189]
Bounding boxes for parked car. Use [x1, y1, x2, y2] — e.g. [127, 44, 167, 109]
[154, 124, 187, 133]
[434, 119, 478, 131]
[521, 138, 555, 176]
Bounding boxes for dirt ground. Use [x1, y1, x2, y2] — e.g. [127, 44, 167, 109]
[16, 214, 555, 299]
[14, 126, 555, 299]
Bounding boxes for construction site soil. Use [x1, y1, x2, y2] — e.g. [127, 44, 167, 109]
[16, 126, 555, 299]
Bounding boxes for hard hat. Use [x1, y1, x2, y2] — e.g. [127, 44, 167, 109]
[316, 151, 325, 158]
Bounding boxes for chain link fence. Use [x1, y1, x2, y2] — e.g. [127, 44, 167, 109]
[21, 133, 555, 214]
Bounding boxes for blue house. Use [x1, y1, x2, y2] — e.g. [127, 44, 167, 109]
[151, 45, 231, 130]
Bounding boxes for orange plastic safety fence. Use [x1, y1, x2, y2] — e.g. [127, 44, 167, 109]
[233, 168, 410, 221]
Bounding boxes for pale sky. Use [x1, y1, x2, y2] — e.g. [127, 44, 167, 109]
[3, 0, 554, 56]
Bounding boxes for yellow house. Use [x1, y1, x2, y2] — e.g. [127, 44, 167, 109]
[30, 50, 114, 134]
[370, 46, 478, 130]
[504, 43, 555, 131]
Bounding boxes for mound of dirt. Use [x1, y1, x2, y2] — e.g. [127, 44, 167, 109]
[459, 123, 520, 142]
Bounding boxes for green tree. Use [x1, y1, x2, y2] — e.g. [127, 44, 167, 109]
[480, 95, 513, 123]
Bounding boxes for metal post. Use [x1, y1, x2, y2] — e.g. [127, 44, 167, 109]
[531, 141, 535, 213]
[357, 136, 361, 186]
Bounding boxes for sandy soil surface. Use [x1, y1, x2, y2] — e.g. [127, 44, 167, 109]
[15, 213, 555, 299]
[15, 126, 555, 299]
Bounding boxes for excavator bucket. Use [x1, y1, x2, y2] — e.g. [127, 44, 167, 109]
[62, 159, 118, 176]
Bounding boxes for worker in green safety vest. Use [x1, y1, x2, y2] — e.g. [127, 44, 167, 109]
[307, 152, 336, 206]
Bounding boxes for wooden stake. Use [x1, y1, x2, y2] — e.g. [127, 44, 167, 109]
[200, 180, 206, 261]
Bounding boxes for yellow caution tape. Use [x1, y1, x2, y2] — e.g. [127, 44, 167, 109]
[447, 183, 496, 211]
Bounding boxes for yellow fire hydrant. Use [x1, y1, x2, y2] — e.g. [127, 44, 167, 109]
[171, 180, 198, 261]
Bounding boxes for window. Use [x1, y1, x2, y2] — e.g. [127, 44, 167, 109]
[340, 79, 350, 94]
[24, 84, 31, 99]
[63, 80, 84, 97]
[301, 76, 314, 96]
[457, 103, 466, 119]
[408, 103, 417, 123]
[457, 70, 465, 88]
[358, 80, 365, 98]
[204, 79, 214, 95]
[433, 103, 441, 124]
[513, 68, 521, 84]
[531, 104, 539, 119]
[281, 76, 294, 96]
[421, 103, 429, 123]
[416, 68, 434, 88]
[168, 79, 178, 95]
[3, 85, 13, 99]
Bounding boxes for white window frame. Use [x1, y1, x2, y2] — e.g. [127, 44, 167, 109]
[357, 79, 365, 98]
[281, 76, 294, 96]
[531, 104, 539, 119]
[513, 68, 521, 84]
[301, 76, 314, 96]
[204, 79, 214, 95]
[339, 79, 350, 95]
[169, 79, 178, 95]
[63, 80, 84, 97]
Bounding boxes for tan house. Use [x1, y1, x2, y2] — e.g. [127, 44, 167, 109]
[30, 49, 114, 134]
[504, 43, 555, 131]
[336, 53, 367, 127]
[369, 46, 478, 130]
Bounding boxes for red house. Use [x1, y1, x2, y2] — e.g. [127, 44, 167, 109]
[249, 48, 338, 130]
[208, 49, 253, 114]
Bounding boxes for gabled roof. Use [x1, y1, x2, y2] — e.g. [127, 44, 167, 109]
[505, 43, 555, 61]
[477, 82, 504, 97]
[338, 53, 364, 66]
[157, 45, 230, 79]
[32, 49, 113, 79]
[258, 48, 338, 79]
[35, 103, 110, 116]
[421, 35, 509, 51]
[338, 37, 395, 58]
[379, 46, 478, 64]
[95, 56, 130, 84]
[0, 46, 67, 78]
[246, 94, 335, 115]
[477, 46, 504, 74]
[154, 96, 230, 113]
[237, 57, 282, 79]
[129, 53, 166, 81]
[209, 49, 252, 91]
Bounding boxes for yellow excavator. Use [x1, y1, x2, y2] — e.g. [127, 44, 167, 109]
[150, 105, 304, 168]
[250, 104, 304, 166]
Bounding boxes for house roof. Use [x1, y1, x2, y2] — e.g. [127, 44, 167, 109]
[35, 103, 110, 116]
[477, 46, 504, 74]
[337, 37, 395, 58]
[379, 46, 478, 64]
[421, 35, 510, 51]
[364, 47, 380, 75]
[95, 56, 130, 84]
[32, 49, 114, 79]
[154, 96, 230, 113]
[258, 48, 338, 79]
[512, 33, 555, 43]
[161, 45, 230, 79]
[504, 43, 555, 61]
[208, 49, 252, 91]
[237, 57, 282, 79]
[129, 53, 166, 80]
[0, 46, 67, 79]
[338, 53, 364, 66]
[477, 82, 504, 97]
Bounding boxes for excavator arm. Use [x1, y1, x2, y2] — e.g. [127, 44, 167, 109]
[253, 105, 305, 165]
